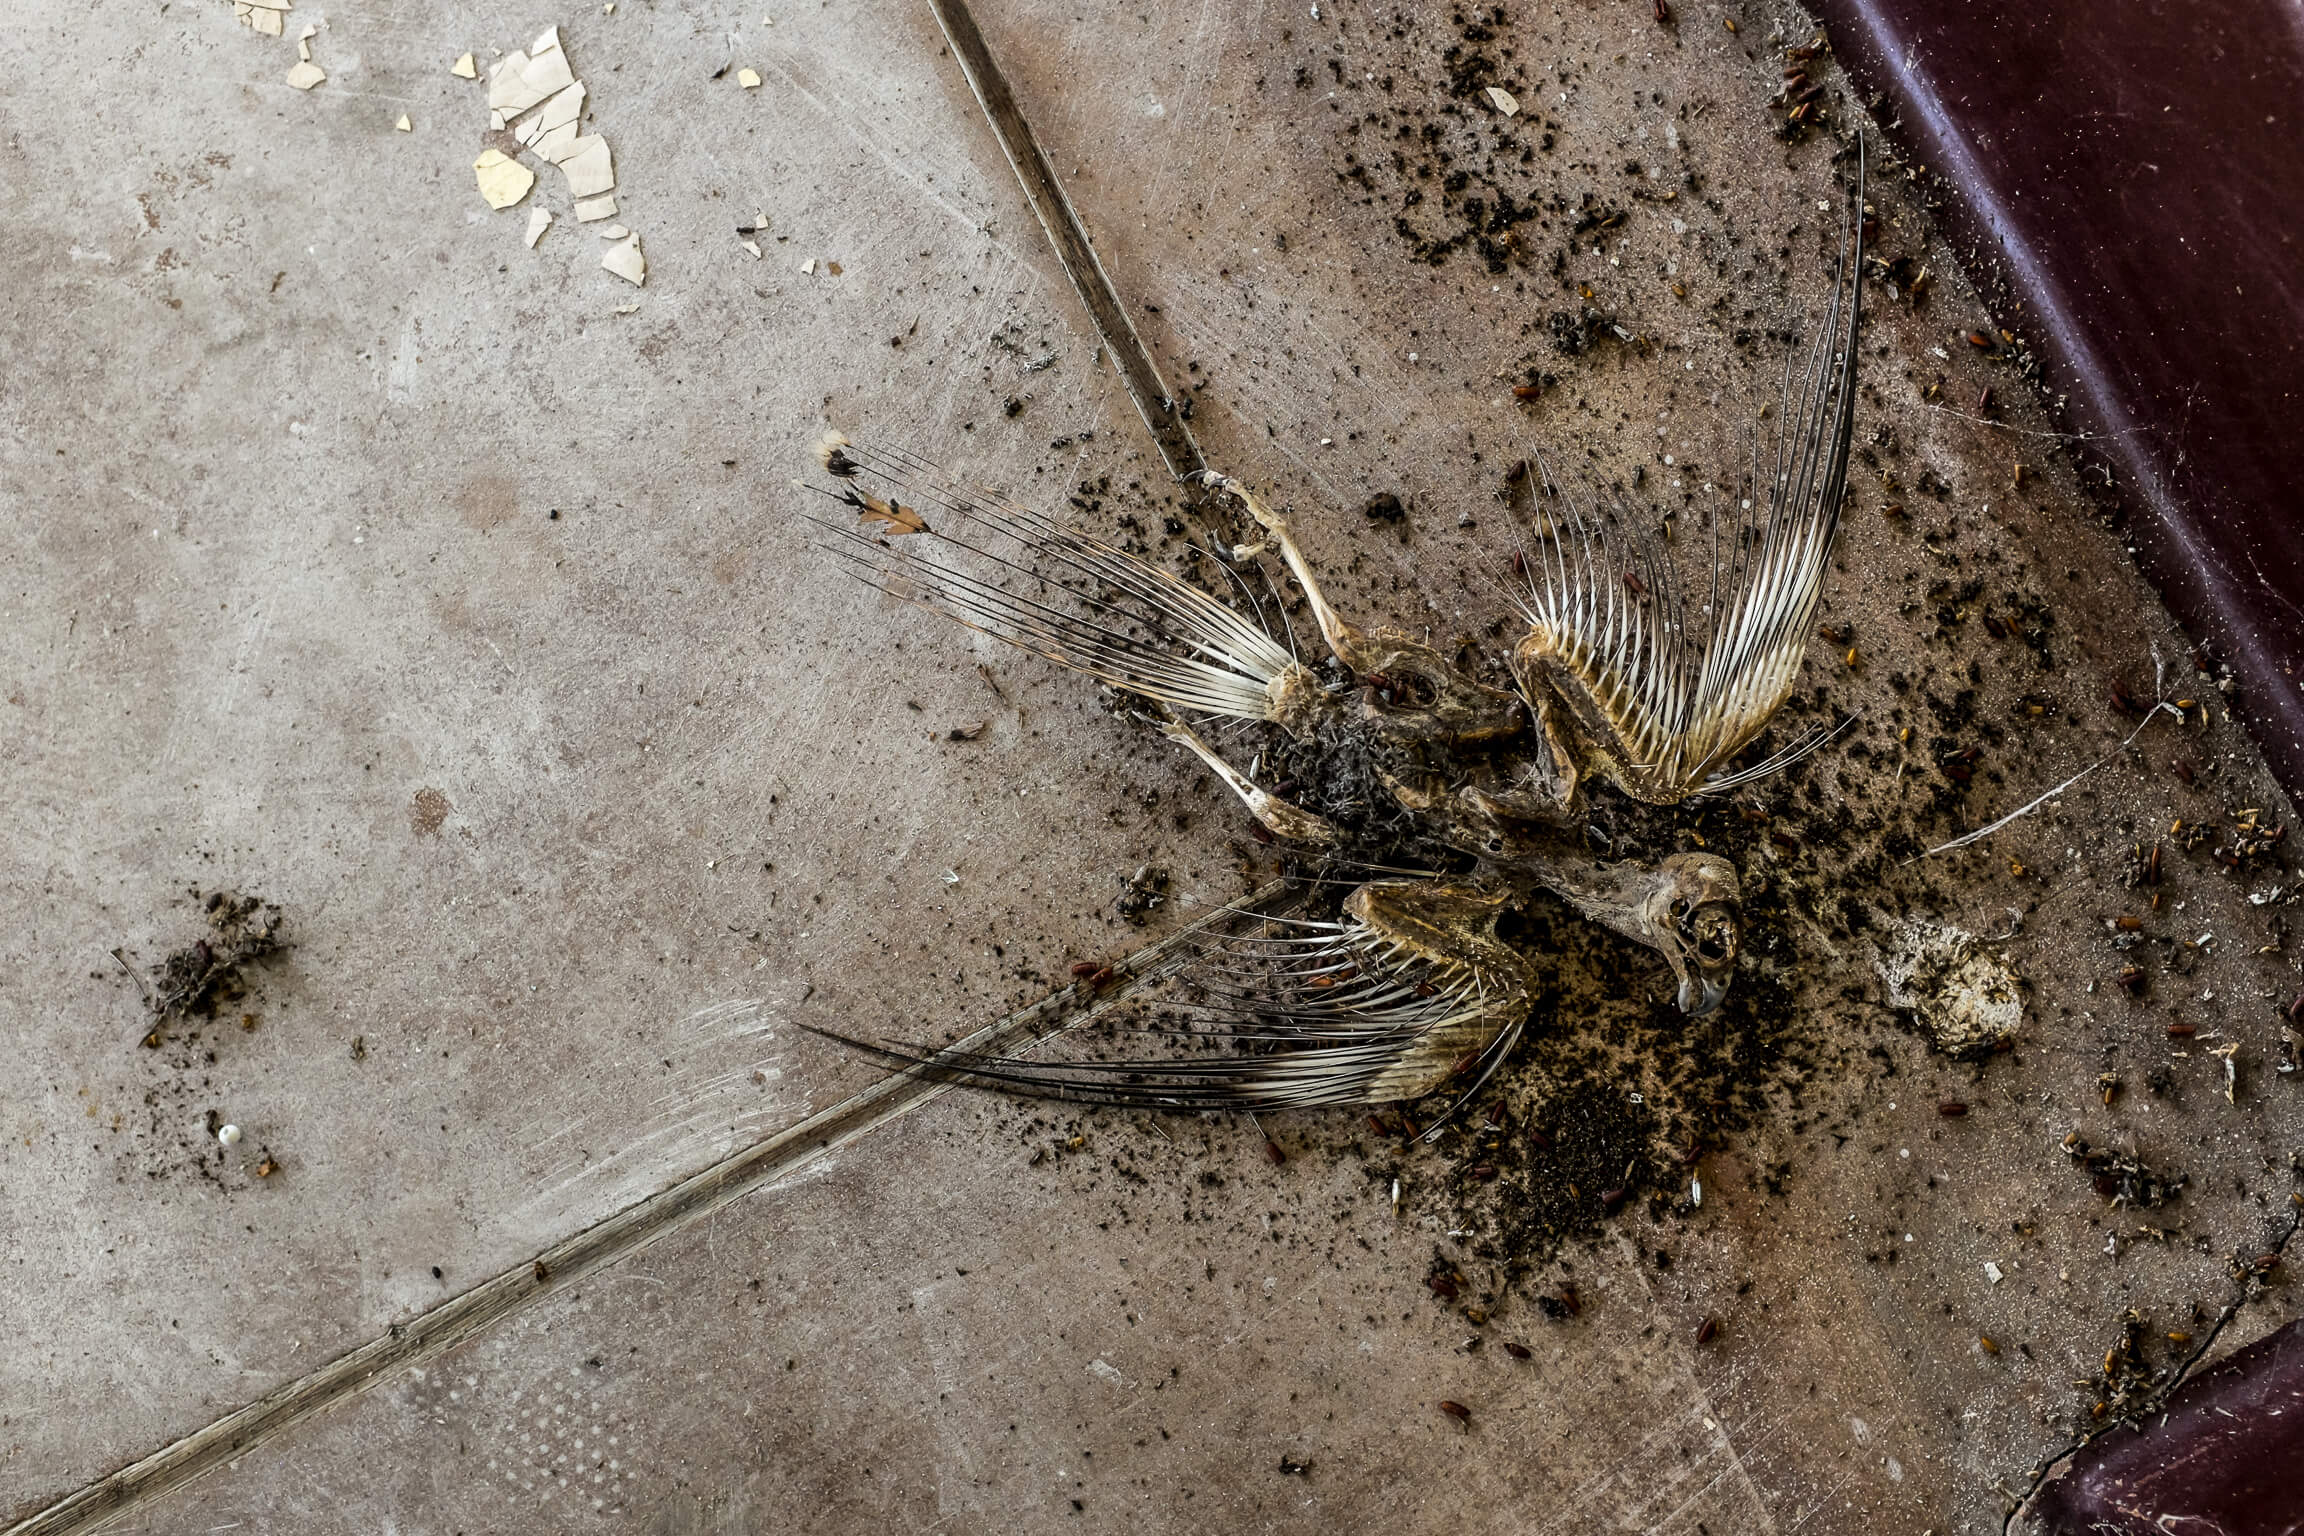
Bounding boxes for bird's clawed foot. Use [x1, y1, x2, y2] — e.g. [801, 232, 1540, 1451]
[1196, 470, 1366, 670]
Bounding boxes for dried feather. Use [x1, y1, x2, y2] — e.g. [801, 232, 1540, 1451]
[1513, 141, 1865, 800]
[805, 439, 1300, 723]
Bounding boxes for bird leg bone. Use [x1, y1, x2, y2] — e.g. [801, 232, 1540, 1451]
[1197, 471, 1366, 669]
[1152, 710, 1342, 847]
[1523, 851, 1742, 1015]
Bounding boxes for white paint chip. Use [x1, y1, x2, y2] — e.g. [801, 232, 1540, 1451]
[600, 234, 646, 286]
[598, 223, 629, 239]
[737, 67, 762, 88]
[1484, 85, 1520, 115]
[395, 113, 413, 132]
[556, 136, 615, 198]
[524, 206, 554, 249]
[486, 34, 576, 114]
[740, 239, 762, 259]
[1983, 1261, 2004, 1284]
[572, 193, 618, 222]
[532, 80, 588, 133]
[530, 121, 582, 163]
[285, 60, 327, 90]
[473, 149, 536, 209]
[451, 52, 478, 79]
[235, 0, 290, 39]
[801, 257, 816, 274]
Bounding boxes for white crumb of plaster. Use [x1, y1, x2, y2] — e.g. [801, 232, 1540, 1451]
[1875, 917, 2023, 1055]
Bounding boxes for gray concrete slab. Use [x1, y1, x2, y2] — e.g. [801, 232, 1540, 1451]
[6, 0, 2301, 1532]
[1, 0, 1210, 1510]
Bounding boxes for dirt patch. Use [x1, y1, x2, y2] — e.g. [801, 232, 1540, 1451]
[116, 889, 289, 1190]
[411, 786, 452, 836]
[133, 889, 284, 1048]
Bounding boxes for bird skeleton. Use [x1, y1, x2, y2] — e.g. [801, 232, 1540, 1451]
[802, 150, 1864, 1132]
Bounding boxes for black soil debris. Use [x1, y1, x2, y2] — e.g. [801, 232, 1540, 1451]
[135, 890, 284, 1049]
[2062, 1132, 2187, 1210]
[109, 888, 291, 1191]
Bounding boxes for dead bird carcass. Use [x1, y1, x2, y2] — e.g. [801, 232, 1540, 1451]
[799, 170, 1865, 1133]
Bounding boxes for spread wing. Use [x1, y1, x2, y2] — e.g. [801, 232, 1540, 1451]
[807, 880, 1536, 1127]
[1514, 143, 1864, 797]
[805, 437, 1303, 723]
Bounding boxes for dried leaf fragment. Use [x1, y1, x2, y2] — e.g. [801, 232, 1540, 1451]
[473, 149, 536, 210]
[285, 60, 327, 91]
[600, 233, 646, 286]
[1484, 86, 1520, 116]
[855, 492, 927, 536]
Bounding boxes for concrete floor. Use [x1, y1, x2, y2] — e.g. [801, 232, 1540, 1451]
[4, 1, 2299, 1532]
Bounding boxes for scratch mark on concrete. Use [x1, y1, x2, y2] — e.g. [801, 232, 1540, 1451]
[4, 881, 1286, 1536]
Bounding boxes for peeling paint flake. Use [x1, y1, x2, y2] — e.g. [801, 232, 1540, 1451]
[600, 234, 645, 286]
[474, 149, 536, 209]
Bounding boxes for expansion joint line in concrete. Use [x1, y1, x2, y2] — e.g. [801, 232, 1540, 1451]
[6, 881, 1293, 1536]
[923, 0, 1218, 512]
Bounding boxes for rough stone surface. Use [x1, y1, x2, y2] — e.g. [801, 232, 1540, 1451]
[5, 1, 2299, 1533]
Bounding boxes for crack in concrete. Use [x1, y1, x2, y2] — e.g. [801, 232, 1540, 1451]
[5, 883, 1289, 1536]
[1998, 1199, 2304, 1534]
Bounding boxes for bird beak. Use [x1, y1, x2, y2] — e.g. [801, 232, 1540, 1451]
[1677, 975, 1727, 1017]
